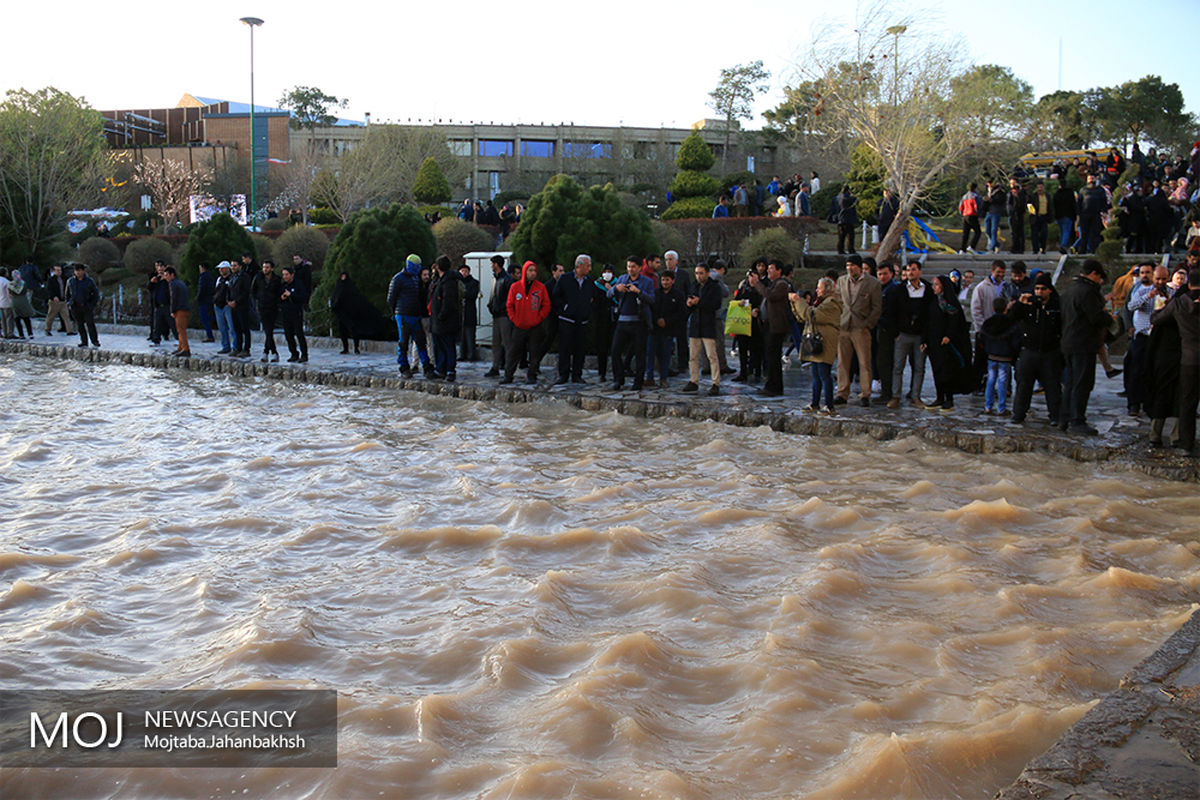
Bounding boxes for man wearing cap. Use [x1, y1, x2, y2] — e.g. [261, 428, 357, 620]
[503, 260, 551, 385]
[1008, 271, 1062, 425]
[387, 253, 434, 379]
[67, 263, 100, 348]
[213, 261, 234, 354]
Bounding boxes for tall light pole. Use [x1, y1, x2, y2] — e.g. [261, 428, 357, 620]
[886, 24, 907, 107]
[240, 16, 264, 229]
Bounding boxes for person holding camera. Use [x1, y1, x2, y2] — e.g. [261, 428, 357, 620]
[1008, 271, 1063, 425]
[790, 277, 843, 413]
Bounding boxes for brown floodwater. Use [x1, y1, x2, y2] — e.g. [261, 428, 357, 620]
[0, 356, 1197, 800]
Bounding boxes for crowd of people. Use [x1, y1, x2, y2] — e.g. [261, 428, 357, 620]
[4, 237, 1195, 456]
[958, 145, 1200, 257]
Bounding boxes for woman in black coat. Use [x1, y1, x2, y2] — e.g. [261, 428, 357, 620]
[330, 271, 372, 354]
[926, 274, 972, 411]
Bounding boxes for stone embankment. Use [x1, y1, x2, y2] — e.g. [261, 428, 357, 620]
[996, 608, 1200, 800]
[1, 330, 1196, 483]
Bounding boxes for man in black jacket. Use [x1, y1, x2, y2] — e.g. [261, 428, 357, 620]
[683, 262, 723, 396]
[1053, 182, 1077, 253]
[228, 258, 253, 357]
[196, 262, 216, 342]
[148, 261, 172, 345]
[646, 269, 686, 388]
[430, 256, 463, 381]
[458, 264, 480, 361]
[1008, 272, 1062, 425]
[1059, 260, 1112, 435]
[279, 265, 308, 363]
[67, 264, 100, 347]
[552, 254, 599, 384]
[876, 189, 899, 244]
[1006, 178, 1028, 254]
[43, 263, 74, 336]
[887, 260, 933, 409]
[483, 255, 514, 377]
[253, 260, 282, 362]
[1077, 175, 1110, 254]
[832, 187, 858, 255]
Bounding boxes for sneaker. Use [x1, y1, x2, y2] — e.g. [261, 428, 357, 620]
[871, 380, 882, 393]
[983, 408, 995, 415]
[1009, 416, 1025, 425]
[400, 366, 413, 378]
[483, 369, 500, 378]
[261, 354, 270, 363]
[833, 397, 847, 405]
[270, 353, 279, 363]
[299, 355, 308, 363]
[886, 397, 900, 410]
[423, 364, 436, 379]
[217, 348, 231, 354]
[909, 397, 925, 409]
[682, 382, 699, 393]
[707, 384, 720, 396]
[939, 401, 954, 412]
[859, 397, 870, 407]
[446, 373, 456, 383]
[801, 404, 817, 412]
[612, 381, 624, 390]
[819, 407, 834, 415]
[1105, 368, 1122, 379]
[499, 376, 514, 385]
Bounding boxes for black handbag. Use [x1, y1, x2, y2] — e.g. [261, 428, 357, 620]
[801, 324, 823, 357]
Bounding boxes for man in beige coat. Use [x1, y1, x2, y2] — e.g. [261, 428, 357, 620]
[835, 254, 882, 406]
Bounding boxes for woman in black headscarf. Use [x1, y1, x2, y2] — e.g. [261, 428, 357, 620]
[926, 274, 972, 411]
[330, 271, 372, 354]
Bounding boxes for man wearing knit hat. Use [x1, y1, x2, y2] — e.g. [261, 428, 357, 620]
[387, 253, 434, 378]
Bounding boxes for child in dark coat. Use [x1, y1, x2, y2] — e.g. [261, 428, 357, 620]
[979, 297, 1023, 414]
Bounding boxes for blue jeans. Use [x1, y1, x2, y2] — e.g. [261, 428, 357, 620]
[196, 303, 215, 339]
[645, 331, 674, 381]
[1057, 217, 1073, 250]
[215, 304, 233, 351]
[810, 361, 834, 408]
[395, 314, 429, 368]
[985, 212, 1002, 251]
[985, 360, 1012, 412]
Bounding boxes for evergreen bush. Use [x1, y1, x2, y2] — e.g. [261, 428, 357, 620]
[662, 131, 720, 220]
[123, 237, 175, 276]
[309, 203, 436, 332]
[273, 226, 331, 271]
[179, 214, 255, 289]
[78, 237, 121, 274]
[433, 218, 495, 266]
[413, 157, 452, 205]
[738, 227, 804, 267]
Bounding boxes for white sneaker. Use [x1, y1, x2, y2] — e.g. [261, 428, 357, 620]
[871, 380, 882, 393]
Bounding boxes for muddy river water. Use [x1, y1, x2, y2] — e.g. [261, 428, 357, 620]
[0, 356, 1197, 799]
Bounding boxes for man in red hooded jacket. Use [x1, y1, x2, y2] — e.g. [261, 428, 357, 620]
[502, 260, 551, 385]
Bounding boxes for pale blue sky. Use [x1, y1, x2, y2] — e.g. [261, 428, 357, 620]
[3, 0, 1195, 136]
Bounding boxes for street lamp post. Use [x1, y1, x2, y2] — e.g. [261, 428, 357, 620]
[240, 16, 264, 229]
[885, 24, 907, 107]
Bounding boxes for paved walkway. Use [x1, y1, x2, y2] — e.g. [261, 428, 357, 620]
[3, 323, 1196, 482]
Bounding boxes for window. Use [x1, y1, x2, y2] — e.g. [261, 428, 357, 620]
[521, 140, 555, 158]
[478, 139, 513, 157]
[563, 141, 612, 159]
[449, 140, 471, 157]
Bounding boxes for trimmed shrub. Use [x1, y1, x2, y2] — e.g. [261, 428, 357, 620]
[492, 190, 529, 207]
[413, 157, 452, 204]
[669, 171, 722, 199]
[123, 237, 175, 276]
[78, 237, 121, 274]
[260, 217, 290, 232]
[660, 216, 823, 264]
[433, 218, 495, 266]
[273, 226, 331, 272]
[310, 203, 437, 333]
[660, 196, 717, 221]
[677, 131, 716, 171]
[649, 220, 689, 256]
[309, 206, 340, 225]
[179, 213, 255, 289]
[721, 170, 757, 192]
[507, 174, 655, 272]
[250, 234, 274, 265]
[738, 227, 804, 267]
